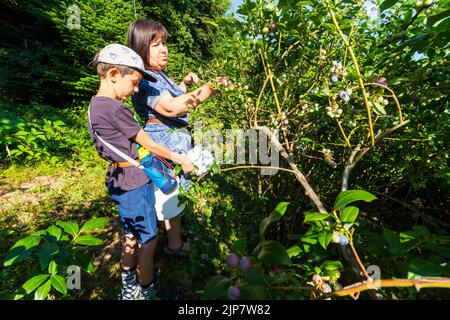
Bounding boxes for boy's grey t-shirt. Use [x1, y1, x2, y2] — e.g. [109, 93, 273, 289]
[88, 96, 149, 191]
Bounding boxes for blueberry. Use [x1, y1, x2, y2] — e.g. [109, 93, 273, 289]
[339, 91, 349, 100]
[321, 283, 332, 293]
[227, 253, 239, 268]
[239, 256, 252, 272]
[339, 234, 349, 246]
[330, 75, 338, 83]
[228, 286, 240, 300]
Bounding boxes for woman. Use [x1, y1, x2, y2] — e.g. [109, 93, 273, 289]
[127, 19, 227, 256]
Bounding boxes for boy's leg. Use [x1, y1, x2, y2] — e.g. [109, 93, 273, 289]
[137, 236, 158, 287]
[109, 182, 158, 300]
[122, 234, 138, 269]
[120, 234, 140, 300]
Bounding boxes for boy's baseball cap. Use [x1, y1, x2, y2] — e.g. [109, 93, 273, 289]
[95, 44, 156, 82]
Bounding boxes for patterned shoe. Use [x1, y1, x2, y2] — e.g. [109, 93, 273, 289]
[121, 268, 141, 300]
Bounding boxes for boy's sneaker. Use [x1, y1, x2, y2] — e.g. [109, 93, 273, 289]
[120, 268, 140, 300]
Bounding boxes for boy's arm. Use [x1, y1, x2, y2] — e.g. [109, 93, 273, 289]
[133, 129, 194, 174]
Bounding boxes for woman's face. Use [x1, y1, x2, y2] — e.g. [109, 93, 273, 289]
[147, 35, 168, 72]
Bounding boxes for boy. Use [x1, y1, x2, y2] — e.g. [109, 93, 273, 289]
[87, 44, 194, 300]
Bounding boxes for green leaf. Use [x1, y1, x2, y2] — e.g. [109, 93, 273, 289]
[318, 231, 333, 249]
[333, 190, 377, 210]
[74, 252, 94, 274]
[321, 260, 344, 271]
[56, 221, 79, 237]
[412, 225, 431, 238]
[340, 206, 359, 223]
[380, 0, 398, 12]
[427, 10, 450, 27]
[421, 244, 450, 259]
[259, 202, 289, 241]
[48, 260, 57, 275]
[287, 245, 302, 257]
[241, 270, 267, 287]
[34, 279, 52, 300]
[4, 236, 42, 266]
[46, 225, 62, 242]
[73, 235, 103, 246]
[51, 275, 68, 295]
[37, 243, 59, 271]
[407, 258, 445, 279]
[22, 274, 50, 294]
[240, 285, 268, 299]
[231, 239, 247, 256]
[383, 228, 401, 255]
[322, 23, 336, 33]
[369, 101, 386, 116]
[202, 276, 231, 300]
[303, 212, 330, 224]
[80, 217, 109, 233]
[257, 241, 292, 266]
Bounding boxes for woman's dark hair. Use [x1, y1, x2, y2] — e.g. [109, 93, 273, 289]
[127, 19, 168, 69]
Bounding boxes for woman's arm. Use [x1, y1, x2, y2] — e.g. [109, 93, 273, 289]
[154, 83, 214, 118]
[133, 128, 194, 173]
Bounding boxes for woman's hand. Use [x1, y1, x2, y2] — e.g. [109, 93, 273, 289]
[216, 76, 233, 86]
[182, 72, 199, 86]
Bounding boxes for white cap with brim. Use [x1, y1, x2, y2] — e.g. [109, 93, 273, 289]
[96, 43, 156, 82]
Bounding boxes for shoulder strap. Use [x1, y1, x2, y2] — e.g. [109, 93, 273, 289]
[87, 103, 144, 170]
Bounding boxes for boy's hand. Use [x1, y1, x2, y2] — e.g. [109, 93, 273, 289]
[179, 156, 195, 174]
[182, 73, 199, 86]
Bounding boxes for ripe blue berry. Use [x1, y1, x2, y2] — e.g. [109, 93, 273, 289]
[228, 286, 240, 300]
[227, 253, 239, 268]
[339, 91, 349, 100]
[239, 256, 252, 272]
[322, 283, 332, 293]
[339, 234, 349, 246]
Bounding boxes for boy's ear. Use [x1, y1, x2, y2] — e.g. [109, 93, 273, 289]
[106, 67, 120, 82]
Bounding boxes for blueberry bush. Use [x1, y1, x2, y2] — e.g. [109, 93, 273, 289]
[185, 0, 449, 299]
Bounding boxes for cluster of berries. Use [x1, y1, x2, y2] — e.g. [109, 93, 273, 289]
[332, 232, 349, 245]
[226, 253, 252, 300]
[330, 60, 348, 83]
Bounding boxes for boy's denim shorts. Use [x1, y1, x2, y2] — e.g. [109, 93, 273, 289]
[108, 182, 157, 245]
[144, 123, 192, 190]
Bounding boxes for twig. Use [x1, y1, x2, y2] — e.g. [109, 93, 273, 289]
[318, 278, 450, 299]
